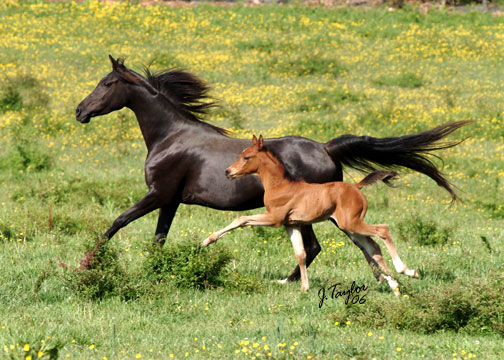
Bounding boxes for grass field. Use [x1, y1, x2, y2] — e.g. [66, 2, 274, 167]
[1, 1, 504, 359]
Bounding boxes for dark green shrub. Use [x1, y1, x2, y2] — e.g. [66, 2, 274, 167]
[143, 240, 232, 290]
[0, 137, 53, 173]
[0, 221, 32, 242]
[0, 74, 49, 113]
[58, 240, 142, 301]
[398, 216, 453, 246]
[333, 272, 504, 336]
[0, 85, 23, 112]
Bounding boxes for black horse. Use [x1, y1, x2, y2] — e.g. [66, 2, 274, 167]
[76, 56, 467, 282]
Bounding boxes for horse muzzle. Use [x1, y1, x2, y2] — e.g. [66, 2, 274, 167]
[75, 105, 92, 123]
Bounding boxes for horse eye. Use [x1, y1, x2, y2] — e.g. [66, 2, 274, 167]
[243, 157, 250, 161]
[103, 82, 111, 87]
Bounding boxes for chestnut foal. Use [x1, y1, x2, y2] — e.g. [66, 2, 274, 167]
[202, 135, 418, 294]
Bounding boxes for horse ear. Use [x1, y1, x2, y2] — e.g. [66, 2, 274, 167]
[258, 135, 264, 150]
[252, 135, 258, 145]
[109, 55, 120, 71]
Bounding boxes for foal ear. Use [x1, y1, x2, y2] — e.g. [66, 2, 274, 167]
[252, 135, 258, 145]
[258, 135, 264, 150]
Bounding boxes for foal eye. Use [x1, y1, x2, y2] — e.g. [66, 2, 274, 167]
[243, 157, 250, 161]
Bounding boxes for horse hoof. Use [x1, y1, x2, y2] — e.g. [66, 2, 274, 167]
[274, 278, 289, 285]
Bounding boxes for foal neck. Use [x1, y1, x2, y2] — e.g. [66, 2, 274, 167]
[256, 151, 291, 190]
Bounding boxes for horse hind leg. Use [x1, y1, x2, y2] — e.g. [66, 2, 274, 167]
[350, 221, 419, 279]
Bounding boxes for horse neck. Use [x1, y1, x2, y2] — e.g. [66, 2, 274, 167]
[126, 88, 185, 152]
[256, 151, 290, 190]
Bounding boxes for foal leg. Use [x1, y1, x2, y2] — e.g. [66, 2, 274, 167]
[342, 231, 400, 296]
[348, 222, 418, 279]
[283, 225, 322, 283]
[285, 226, 309, 291]
[373, 224, 419, 278]
[201, 213, 277, 247]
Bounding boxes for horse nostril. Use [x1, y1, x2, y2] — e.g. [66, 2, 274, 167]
[225, 169, 230, 177]
[76, 107, 81, 116]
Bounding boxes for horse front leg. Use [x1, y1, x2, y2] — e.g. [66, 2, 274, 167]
[201, 213, 277, 247]
[103, 190, 162, 240]
[79, 190, 162, 270]
[153, 202, 180, 246]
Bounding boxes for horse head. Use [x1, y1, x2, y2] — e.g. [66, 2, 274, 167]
[75, 55, 157, 123]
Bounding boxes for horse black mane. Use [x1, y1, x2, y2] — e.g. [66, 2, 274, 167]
[144, 67, 229, 135]
[113, 58, 227, 135]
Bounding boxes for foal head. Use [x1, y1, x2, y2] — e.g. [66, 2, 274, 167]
[76, 56, 158, 123]
[226, 135, 265, 180]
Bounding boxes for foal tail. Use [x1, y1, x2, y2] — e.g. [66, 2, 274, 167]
[356, 170, 399, 189]
[325, 121, 471, 202]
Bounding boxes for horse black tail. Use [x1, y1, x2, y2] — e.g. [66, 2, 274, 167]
[325, 121, 471, 202]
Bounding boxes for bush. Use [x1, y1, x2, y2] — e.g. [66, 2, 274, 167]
[143, 240, 232, 290]
[0, 134, 53, 173]
[56, 240, 142, 301]
[0, 220, 33, 242]
[334, 272, 504, 335]
[398, 216, 453, 246]
[0, 74, 49, 113]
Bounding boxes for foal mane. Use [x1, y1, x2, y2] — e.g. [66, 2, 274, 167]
[144, 67, 228, 135]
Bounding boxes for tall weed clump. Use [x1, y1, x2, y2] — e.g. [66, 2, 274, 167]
[143, 240, 263, 293]
[398, 216, 453, 246]
[57, 240, 142, 301]
[143, 240, 232, 290]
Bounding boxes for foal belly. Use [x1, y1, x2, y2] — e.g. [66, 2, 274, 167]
[284, 185, 335, 225]
[286, 210, 332, 225]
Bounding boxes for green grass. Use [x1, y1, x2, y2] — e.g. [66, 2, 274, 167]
[1, 2, 504, 359]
